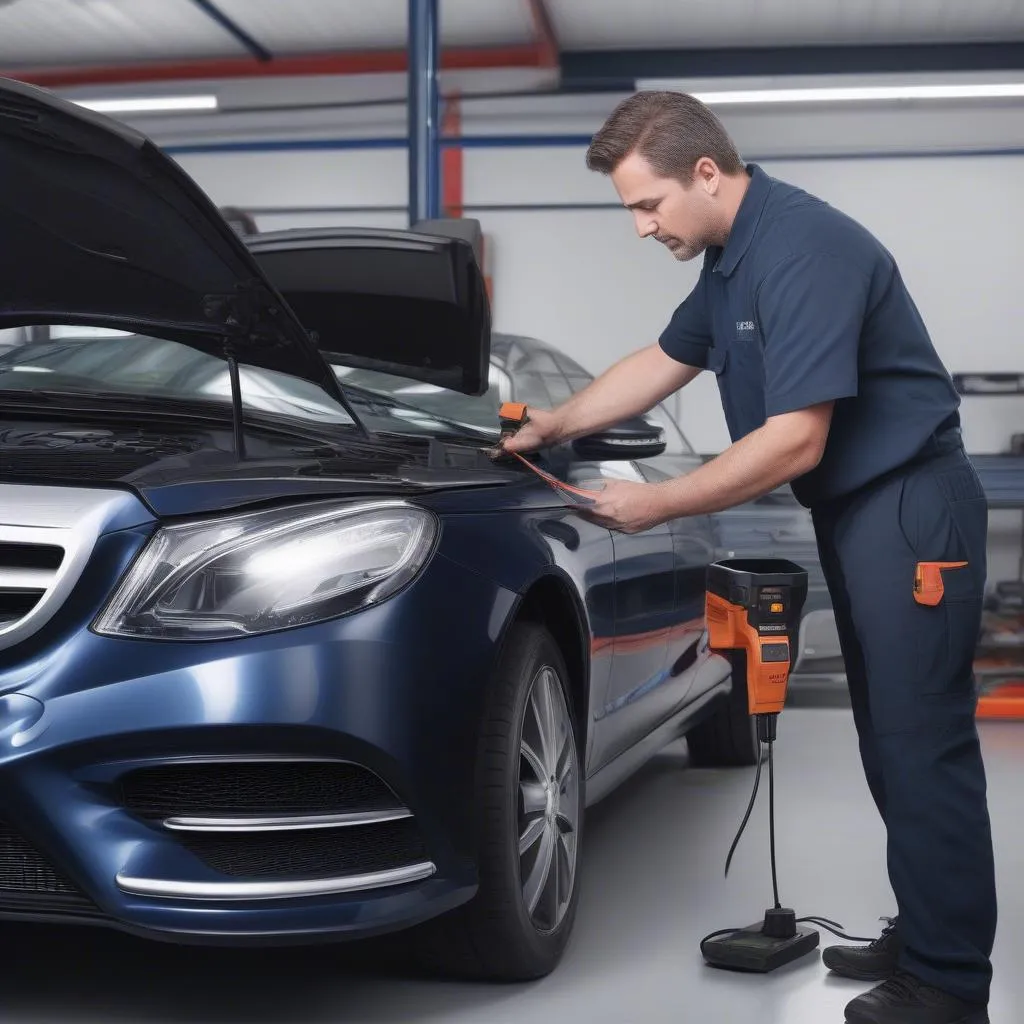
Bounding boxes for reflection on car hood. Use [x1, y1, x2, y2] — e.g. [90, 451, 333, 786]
[0, 77, 339, 399]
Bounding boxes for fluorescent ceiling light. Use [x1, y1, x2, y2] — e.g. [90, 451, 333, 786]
[678, 83, 1024, 105]
[74, 95, 218, 114]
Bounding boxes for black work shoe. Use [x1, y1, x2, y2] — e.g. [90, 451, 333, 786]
[824, 916, 902, 981]
[845, 971, 989, 1024]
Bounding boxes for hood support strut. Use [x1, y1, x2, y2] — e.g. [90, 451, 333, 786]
[225, 345, 247, 460]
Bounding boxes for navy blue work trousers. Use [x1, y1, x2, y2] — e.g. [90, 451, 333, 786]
[810, 436, 998, 1006]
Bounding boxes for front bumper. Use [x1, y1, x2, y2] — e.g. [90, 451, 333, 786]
[0, 548, 517, 945]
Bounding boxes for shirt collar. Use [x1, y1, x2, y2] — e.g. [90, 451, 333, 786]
[714, 163, 772, 278]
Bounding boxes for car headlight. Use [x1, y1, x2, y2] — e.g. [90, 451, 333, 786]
[93, 501, 437, 640]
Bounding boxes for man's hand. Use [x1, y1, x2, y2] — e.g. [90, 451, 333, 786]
[579, 478, 672, 534]
[494, 407, 562, 456]
[492, 344, 700, 459]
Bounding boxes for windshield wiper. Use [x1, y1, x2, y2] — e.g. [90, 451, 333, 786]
[338, 381, 497, 441]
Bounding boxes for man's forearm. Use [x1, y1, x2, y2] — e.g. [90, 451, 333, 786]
[656, 410, 830, 517]
[555, 343, 700, 443]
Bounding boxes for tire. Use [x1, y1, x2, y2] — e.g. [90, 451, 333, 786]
[413, 622, 584, 981]
[686, 651, 761, 767]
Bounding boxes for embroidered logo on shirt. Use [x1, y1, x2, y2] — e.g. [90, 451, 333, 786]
[736, 320, 756, 332]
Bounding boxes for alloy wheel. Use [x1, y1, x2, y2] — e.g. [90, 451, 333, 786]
[517, 664, 579, 934]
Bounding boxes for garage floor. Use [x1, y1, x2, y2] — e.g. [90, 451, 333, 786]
[0, 708, 1020, 1023]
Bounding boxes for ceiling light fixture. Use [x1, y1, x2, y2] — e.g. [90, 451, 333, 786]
[73, 95, 219, 114]
[639, 82, 1024, 105]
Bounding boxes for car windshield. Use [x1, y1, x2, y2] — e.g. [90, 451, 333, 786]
[332, 364, 509, 435]
[0, 326, 506, 440]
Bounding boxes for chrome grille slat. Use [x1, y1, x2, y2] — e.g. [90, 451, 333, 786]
[115, 862, 437, 901]
[0, 484, 152, 654]
[0, 568, 56, 590]
[163, 809, 413, 833]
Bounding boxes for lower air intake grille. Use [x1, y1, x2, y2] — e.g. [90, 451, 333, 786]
[0, 820, 102, 917]
[178, 817, 427, 880]
[119, 761, 402, 819]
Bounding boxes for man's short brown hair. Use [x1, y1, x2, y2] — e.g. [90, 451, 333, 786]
[586, 90, 743, 182]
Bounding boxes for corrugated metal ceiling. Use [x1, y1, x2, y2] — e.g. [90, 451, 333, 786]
[213, 0, 535, 53]
[0, 0, 1022, 75]
[0, 0, 247, 66]
[548, 0, 1024, 51]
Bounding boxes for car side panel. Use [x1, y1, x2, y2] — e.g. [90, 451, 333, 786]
[423, 487, 616, 778]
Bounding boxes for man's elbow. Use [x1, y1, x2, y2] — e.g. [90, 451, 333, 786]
[794, 432, 828, 475]
[769, 404, 833, 476]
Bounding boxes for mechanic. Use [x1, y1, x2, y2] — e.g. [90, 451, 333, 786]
[497, 91, 997, 1024]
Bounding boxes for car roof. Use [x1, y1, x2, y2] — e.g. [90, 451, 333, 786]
[489, 332, 591, 377]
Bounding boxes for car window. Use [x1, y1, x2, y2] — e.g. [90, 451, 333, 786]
[551, 352, 595, 395]
[331, 363, 505, 436]
[508, 349, 572, 409]
[0, 326, 357, 426]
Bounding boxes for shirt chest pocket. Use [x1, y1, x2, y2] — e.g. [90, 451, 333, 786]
[708, 310, 763, 375]
[728, 301, 764, 348]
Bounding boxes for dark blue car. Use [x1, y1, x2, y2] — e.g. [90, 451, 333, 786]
[0, 78, 759, 981]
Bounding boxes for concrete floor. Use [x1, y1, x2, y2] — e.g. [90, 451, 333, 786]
[0, 708, 1020, 1023]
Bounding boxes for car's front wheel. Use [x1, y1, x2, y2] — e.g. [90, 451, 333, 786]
[414, 622, 583, 980]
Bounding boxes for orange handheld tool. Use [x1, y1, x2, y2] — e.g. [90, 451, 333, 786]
[705, 558, 809, 718]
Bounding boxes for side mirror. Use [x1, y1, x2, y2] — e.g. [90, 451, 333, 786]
[571, 416, 666, 461]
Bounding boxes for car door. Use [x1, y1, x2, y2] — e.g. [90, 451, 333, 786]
[560, 455, 676, 771]
[634, 404, 723, 700]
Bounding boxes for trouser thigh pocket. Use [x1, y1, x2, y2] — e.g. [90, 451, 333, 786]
[897, 463, 987, 697]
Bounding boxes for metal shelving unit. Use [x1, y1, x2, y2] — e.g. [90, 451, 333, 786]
[952, 374, 1024, 717]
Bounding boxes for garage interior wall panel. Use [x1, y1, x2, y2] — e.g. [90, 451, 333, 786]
[174, 149, 407, 215]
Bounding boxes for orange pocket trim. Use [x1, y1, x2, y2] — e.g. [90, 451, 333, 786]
[914, 561, 968, 606]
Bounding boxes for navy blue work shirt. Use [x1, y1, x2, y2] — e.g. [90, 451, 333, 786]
[659, 164, 960, 507]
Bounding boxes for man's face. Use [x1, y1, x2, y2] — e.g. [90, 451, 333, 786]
[610, 151, 722, 262]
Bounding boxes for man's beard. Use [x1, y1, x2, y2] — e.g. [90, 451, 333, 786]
[656, 234, 705, 262]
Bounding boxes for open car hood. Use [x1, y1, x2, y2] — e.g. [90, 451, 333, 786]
[247, 223, 492, 397]
[0, 77, 339, 397]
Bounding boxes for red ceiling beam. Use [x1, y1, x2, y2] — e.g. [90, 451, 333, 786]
[3, 44, 552, 89]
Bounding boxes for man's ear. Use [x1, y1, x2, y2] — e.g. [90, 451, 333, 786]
[693, 157, 720, 195]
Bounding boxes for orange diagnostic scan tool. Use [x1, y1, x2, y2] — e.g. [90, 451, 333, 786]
[705, 557, 809, 727]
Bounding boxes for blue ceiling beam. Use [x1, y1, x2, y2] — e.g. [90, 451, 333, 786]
[561, 42, 1024, 87]
[190, 0, 273, 62]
